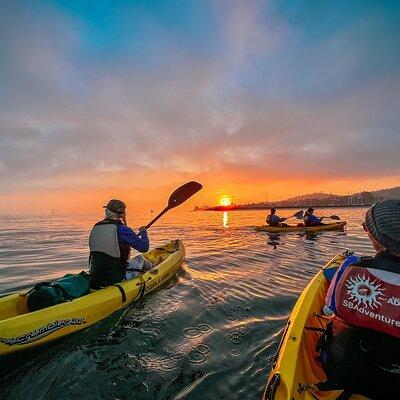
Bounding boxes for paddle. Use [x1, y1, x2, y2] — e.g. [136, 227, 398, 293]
[144, 181, 203, 229]
[285, 210, 304, 220]
[320, 215, 341, 220]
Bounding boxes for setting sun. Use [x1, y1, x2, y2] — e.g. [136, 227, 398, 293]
[219, 196, 232, 207]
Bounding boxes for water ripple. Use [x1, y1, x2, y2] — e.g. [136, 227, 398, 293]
[0, 208, 373, 400]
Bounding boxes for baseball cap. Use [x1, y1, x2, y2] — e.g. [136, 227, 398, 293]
[103, 199, 126, 214]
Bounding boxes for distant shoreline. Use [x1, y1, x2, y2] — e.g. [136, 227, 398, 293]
[194, 204, 371, 211]
[194, 186, 399, 212]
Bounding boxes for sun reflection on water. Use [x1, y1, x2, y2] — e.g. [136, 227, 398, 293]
[222, 211, 228, 228]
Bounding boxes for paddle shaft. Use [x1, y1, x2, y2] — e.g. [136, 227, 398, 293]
[286, 210, 303, 219]
[145, 206, 169, 230]
[286, 213, 298, 219]
[320, 215, 340, 220]
[142, 181, 203, 230]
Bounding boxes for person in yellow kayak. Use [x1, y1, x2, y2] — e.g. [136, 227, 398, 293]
[88, 199, 153, 287]
[266, 208, 289, 227]
[303, 207, 324, 226]
[318, 199, 400, 399]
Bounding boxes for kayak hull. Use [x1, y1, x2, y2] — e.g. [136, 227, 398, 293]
[255, 221, 346, 233]
[263, 253, 367, 400]
[0, 240, 185, 357]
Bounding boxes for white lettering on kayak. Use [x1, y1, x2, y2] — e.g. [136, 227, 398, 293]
[0, 318, 86, 346]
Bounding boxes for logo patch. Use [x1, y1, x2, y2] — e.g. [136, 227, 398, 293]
[345, 274, 386, 309]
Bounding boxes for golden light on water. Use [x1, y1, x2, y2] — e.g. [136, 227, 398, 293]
[222, 211, 228, 228]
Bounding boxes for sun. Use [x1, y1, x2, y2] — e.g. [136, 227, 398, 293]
[219, 196, 232, 206]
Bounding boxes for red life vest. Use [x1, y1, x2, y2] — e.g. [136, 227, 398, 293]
[333, 255, 400, 338]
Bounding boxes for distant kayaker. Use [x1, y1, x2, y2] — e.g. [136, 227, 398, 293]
[88, 199, 152, 287]
[303, 207, 324, 226]
[319, 199, 400, 399]
[266, 208, 288, 227]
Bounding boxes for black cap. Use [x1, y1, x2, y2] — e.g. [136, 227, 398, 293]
[365, 199, 400, 254]
[307, 207, 314, 213]
[103, 199, 126, 214]
[271, 208, 276, 212]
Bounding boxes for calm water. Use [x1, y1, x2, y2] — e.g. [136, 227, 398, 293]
[0, 208, 374, 399]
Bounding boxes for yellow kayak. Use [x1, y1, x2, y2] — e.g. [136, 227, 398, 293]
[263, 253, 367, 400]
[255, 221, 346, 233]
[0, 240, 185, 357]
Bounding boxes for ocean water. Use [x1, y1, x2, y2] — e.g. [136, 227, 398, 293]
[0, 208, 374, 399]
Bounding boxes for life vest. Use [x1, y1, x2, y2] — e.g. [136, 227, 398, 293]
[328, 253, 400, 338]
[315, 253, 400, 399]
[89, 219, 131, 286]
[267, 214, 279, 226]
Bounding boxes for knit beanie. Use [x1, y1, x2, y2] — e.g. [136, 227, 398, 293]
[365, 199, 400, 254]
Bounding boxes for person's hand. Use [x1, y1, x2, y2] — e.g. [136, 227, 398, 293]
[139, 226, 147, 232]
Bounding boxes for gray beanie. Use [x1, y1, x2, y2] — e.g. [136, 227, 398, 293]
[365, 199, 400, 254]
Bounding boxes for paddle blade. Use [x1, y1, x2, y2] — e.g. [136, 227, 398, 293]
[330, 215, 341, 220]
[168, 181, 203, 208]
[294, 210, 304, 219]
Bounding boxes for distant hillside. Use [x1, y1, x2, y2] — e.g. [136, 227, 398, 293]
[283, 192, 337, 202]
[283, 187, 400, 203]
[371, 186, 400, 199]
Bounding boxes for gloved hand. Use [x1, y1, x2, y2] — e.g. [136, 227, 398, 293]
[138, 226, 147, 232]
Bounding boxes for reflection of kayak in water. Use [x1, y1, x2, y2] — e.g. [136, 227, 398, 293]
[0, 240, 185, 357]
[263, 253, 368, 400]
[254, 221, 346, 233]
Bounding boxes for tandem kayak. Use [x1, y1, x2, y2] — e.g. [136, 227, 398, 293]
[0, 240, 185, 357]
[263, 253, 367, 400]
[255, 221, 346, 233]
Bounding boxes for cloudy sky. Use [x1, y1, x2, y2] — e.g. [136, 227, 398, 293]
[1, 0, 399, 212]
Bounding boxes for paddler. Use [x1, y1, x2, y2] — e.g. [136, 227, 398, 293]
[266, 208, 289, 227]
[88, 199, 153, 287]
[318, 199, 400, 399]
[303, 207, 324, 226]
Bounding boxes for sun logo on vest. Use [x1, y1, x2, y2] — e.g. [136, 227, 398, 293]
[345, 274, 386, 310]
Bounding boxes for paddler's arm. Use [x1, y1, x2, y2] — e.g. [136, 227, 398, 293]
[117, 225, 150, 252]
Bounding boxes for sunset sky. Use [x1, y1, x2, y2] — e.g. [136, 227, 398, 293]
[1, 1, 399, 213]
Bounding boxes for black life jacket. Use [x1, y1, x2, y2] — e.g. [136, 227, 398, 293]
[317, 252, 400, 399]
[88, 219, 131, 287]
